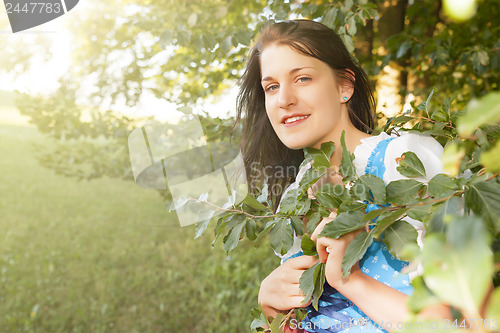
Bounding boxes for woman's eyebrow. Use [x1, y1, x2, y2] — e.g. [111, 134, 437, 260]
[261, 66, 315, 82]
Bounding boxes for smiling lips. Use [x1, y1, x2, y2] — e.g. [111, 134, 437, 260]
[282, 114, 310, 125]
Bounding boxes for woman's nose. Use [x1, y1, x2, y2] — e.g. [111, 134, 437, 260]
[278, 85, 297, 109]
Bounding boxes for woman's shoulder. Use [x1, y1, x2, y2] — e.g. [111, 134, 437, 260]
[383, 131, 443, 183]
[354, 130, 444, 183]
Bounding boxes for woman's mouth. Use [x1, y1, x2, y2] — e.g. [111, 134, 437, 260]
[282, 114, 310, 127]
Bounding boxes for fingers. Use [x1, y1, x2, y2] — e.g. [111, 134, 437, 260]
[316, 236, 335, 263]
[285, 254, 319, 269]
[307, 187, 316, 200]
[290, 295, 312, 308]
[310, 215, 335, 242]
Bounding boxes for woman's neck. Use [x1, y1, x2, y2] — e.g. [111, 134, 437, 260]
[329, 125, 372, 170]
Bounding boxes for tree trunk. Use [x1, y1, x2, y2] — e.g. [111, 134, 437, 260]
[374, 0, 408, 117]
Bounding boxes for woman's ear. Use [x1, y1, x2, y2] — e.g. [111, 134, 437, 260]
[340, 69, 355, 103]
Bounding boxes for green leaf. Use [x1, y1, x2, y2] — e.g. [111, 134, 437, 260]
[305, 141, 335, 169]
[486, 287, 500, 323]
[306, 212, 322, 235]
[351, 174, 387, 205]
[407, 276, 443, 314]
[246, 219, 257, 241]
[393, 115, 414, 126]
[269, 312, 285, 333]
[383, 220, 418, 260]
[193, 35, 204, 53]
[426, 196, 461, 233]
[219, 36, 233, 54]
[269, 218, 294, 256]
[301, 234, 317, 256]
[177, 29, 192, 45]
[278, 188, 299, 214]
[362, 205, 393, 222]
[223, 221, 245, 254]
[340, 33, 354, 53]
[169, 196, 189, 211]
[431, 109, 449, 122]
[347, 14, 356, 35]
[428, 173, 458, 198]
[342, 0, 354, 11]
[422, 216, 493, 317]
[187, 12, 198, 27]
[315, 183, 342, 209]
[298, 168, 326, 194]
[256, 183, 269, 204]
[296, 197, 311, 215]
[243, 193, 267, 210]
[299, 262, 325, 310]
[406, 204, 432, 222]
[194, 209, 214, 239]
[254, 220, 276, 248]
[299, 262, 318, 307]
[387, 179, 425, 205]
[290, 216, 304, 236]
[250, 305, 270, 330]
[424, 87, 435, 117]
[480, 140, 500, 173]
[320, 211, 365, 239]
[202, 34, 216, 50]
[339, 201, 366, 213]
[311, 263, 326, 310]
[339, 131, 356, 182]
[397, 41, 412, 58]
[342, 231, 373, 278]
[396, 152, 427, 178]
[457, 92, 500, 136]
[212, 213, 235, 246]
[321, 7, 338, 28]
[159, 30, 173, 49]
[465, 180, 500, 233]
[372, 208, 410, 239]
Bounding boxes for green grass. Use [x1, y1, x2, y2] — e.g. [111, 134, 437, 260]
[0, 113, 278, 332]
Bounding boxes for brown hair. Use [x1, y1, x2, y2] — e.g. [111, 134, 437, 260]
[235, 20, 375, 207]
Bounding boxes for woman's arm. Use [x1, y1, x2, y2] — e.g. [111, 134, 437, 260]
[258, 255, 318, 332]
[312, 216, 452, 332]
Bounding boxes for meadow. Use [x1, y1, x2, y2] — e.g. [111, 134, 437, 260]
[0, 100, 278, 332]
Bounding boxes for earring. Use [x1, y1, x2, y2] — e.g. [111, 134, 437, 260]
[343, 96, 348, 101]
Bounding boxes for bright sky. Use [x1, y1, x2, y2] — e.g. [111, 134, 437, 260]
[0, 1, 236, 123]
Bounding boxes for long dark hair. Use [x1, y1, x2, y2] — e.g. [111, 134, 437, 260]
[235, 19, 375, 206]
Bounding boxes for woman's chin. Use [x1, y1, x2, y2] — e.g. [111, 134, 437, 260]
[284, 142, 308, 150]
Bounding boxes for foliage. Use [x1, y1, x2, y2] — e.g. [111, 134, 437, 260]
[174, 91, 500, 332]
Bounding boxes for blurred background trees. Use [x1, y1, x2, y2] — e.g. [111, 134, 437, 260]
[1, 0, 498, 184]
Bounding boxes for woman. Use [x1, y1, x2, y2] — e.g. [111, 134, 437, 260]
[235, 20, 449, 332]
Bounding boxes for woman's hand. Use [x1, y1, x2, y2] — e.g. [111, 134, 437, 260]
[258, 255, 319, 319]
[311, 211, 364, 291]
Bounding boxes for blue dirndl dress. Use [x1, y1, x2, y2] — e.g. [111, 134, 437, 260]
[285, 137, 414, 333]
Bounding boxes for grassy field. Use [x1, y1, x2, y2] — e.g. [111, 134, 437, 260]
[0, 102, 278, 332]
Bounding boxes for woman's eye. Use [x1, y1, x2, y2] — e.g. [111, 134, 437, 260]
[265, 84, 279, 92]
[298, 77, 311, 83]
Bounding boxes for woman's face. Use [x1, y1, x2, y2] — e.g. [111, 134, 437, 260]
[260, 43, 350, 150]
